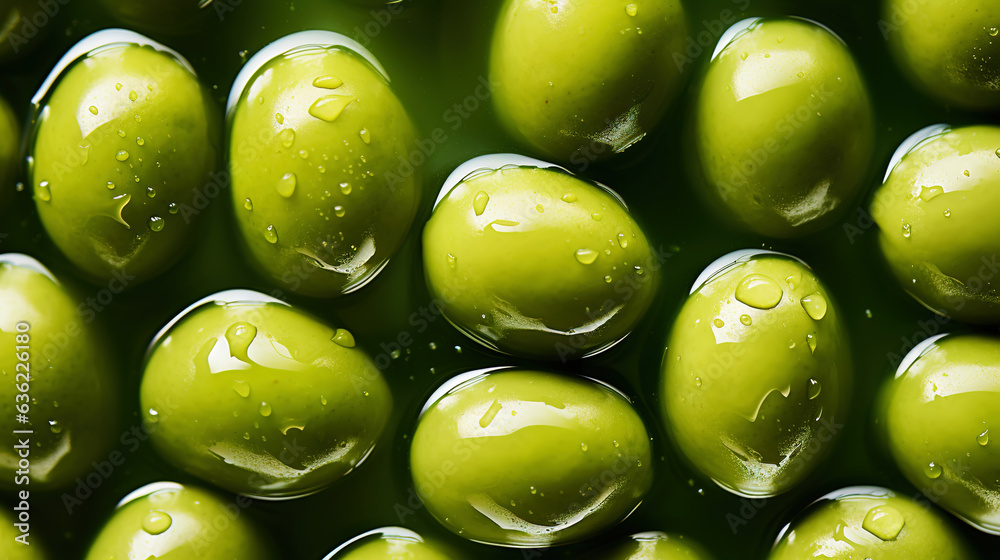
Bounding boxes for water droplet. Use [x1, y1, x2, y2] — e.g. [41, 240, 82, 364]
[990, 27, 999, 37]
[147, 216, 164, 232]
[135, 114, 141, 122]
[616, 233, 628, 248]
[36, 181, 51, 202]
[902, 223, 911, 238]
[801, 292, 828, 320]
[259, 402, 272, 417]
[862, 505, 904, 541]
[313, 75, 343, 89]
[625, 3, 637, 16]
[963, 170, 971, 177]
[320, 395, 328, 406]
[694, 377, 703, 387]
[129, 90, 138, 101]
[334, 205, 346, 217]
[740, 51, 748, 61]
[48, 420, 61, 434]
[88, 105, 98, 115]
[277, 173, 297, 198]
[713, 318, 724, 328]
[806, 333, 817, 354]
[233, 380, 251, 398]
[535, 203, 544, 213]
[339, 182, 352, 195]
[978, 429, 989, 446]
[446, 253, 457, 268]
[807, 379, 822, 400]
[225, 322, 257, 361]
[275, 113, 284, 124]
[141, 511, 172, 535]
[145, 186, 155, 199]
[735, 274, 783, 309]
[561, 193, 577, 203]
[580, 443, 588, 452]
[925, 462, 942, 479]
[591, 212, 602, 221]
[264, 225, 278, 244]
[479, 399, 503, 428]
[604, 275, 613, 283]
[995, 148, 1000, 158]
[575, 248, 598, 265]
[332, 328, 355, 348]
[739, 314, 752, 326]
[280, 128, 295, 148]
[115, 83, 123, 91]
[473, 191, 490, 216]
[115, 150, 130, 162]
[118, 129, 126, 138]
[309, 95, 354, 122]
[919, 185, 944, 201]
[359, 128, 371, 144]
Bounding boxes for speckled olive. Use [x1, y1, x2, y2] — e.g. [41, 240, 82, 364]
[324, 527, 463, 560]
[587, 531, 713, 560]
[884, 0, 1000, 110]
[692, 18, 874, 237]
[140, 290, 391, 499]
[490, 0, 688, 163]
[661, 250, 851, 497]
[410, 368, 652, 547]
[882, 333, 1000, 534]
[229, 32, 420, 297]
[872, 125, 1000, 324]
[0, 94, 18, 212]
[30, 32, 218, 285]
[423, 156, 660, 360]
[0, 254, 117, 491]
[84, 482, 276, 559]
[770, 486, 973, 559]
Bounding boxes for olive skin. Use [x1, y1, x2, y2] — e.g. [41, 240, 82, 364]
[884, 0, 1000, 110]
[140, 291, 391, 499]
[99, 0, 216, 34]
[770, 486, 973, 559]
[230, 41, 420, 297]
[873, 125, 1000, 324]
[0, 507, 46, 559]
[0, 254, 117, 491]
[0, 94, 18, 212]
[31, 42, 218, 286]
[661, 251, 850, 497]
[588, 532, 713, 560]
[327, 527, 461, 560]
[84, 482, 275, 559]
[882, 333, 1000, 534]
[490, 0, 687, 163]
[693, 18, 874, 238]
[410, 369, 652, 548]
[423, 164, 659, 360]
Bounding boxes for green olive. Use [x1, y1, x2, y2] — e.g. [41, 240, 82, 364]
[229, 32, 421, 297]
[30, 31, 218, 286]
[872, 125, 1000, 324]
[423, 156, 660, 360]
[84, 482, 275, 559]
[325, 527, 462, 560]
[692, 18, 874, 238]
[0, 507, 46, 559]
[140, 290, 391, 499]
[99, 0, 216, 34]
[882, 333, 1000, 534]
[0, 253, 117, 490]
[490, 0, 688, 163]
[884, 0, 1000, 109]
[769, 486, 973, 559]
[587, 531, 713, 560]
[0, 94, 18, 212]
[661, 250, 850, 497]
[410, 368, 653, 547]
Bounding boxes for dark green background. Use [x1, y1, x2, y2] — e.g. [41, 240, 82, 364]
[1, 0, 998, 558]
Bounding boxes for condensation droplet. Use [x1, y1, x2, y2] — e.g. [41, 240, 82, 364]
[280, 128, 296, 148]
[625, 3, 637, 16]
[925, 462, 942, 479]
[147, 216, 164, 232]
[264, 225, 278, 244]
[309, 95, 355, 122]
[259, 402, 272, 417]
[141, 511, 172, 535]
[89, 105, 98, 115]
[575, 248, 598, 265]
[801, 292, 828, 320]
[739, 314, 752, 326]
[244, 198, 253, 211]
[332, 328, 356, 348]
[978, 429, 989, 446]
[277, 173, 297, 198]
[359, 128, 371, 144]
[473, 191, 490, 216]
[116, 150, 130, 162]
[313, 75, 343, 89]
[735, 274, 783, 309]
[807, 378, 822, 400]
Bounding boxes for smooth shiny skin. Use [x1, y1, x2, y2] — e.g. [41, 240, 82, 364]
[0, 254, 117, 491]
[325, 527, 461, 560]
[423, 163, 659, 360]
[0, 507, 46, 559]
[30, 39, 218, 285]
[99, 0, 217, 33]
[490, 0, 688, 163]
[229, 37, 420, 297]
[0, 95, 17, 212]
[84, 482, 275, 559]
[770, 486, 973, 559]
[141, 291, 391, 499]
[882, 333, 1000, 534]
[410, 369, 652, 547]
[884, 0, 1000, 110]
[873, 125, 1000, 324]
[588, 531, 713, 560]
[661, 251, 850, 497]
[693, 18, 874, 237]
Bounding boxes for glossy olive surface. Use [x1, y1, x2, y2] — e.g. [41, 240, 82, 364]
[769, 486, 973, 559]
[140, 290, 391, 499]
[490, 0, 688, 163]
[229, 34, 421, 297]
[84, 482, 275, 559]
[410, 369, 652, 547]
[0, 254, 117, 490]
[661, 250, 850, 497]
[326, 527, 462, 560]
[423, 161, 660, 360]
[873, 125, 1000, 324]
[692, 17, 874, 238]
[587, 531, 713, 560]
[0, 94, 17, 213]
[882, 333, 1000, 535]
[0, 506, 46, 559]
[884, 0, 1000, 109]
[30, 36, 218, 285]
